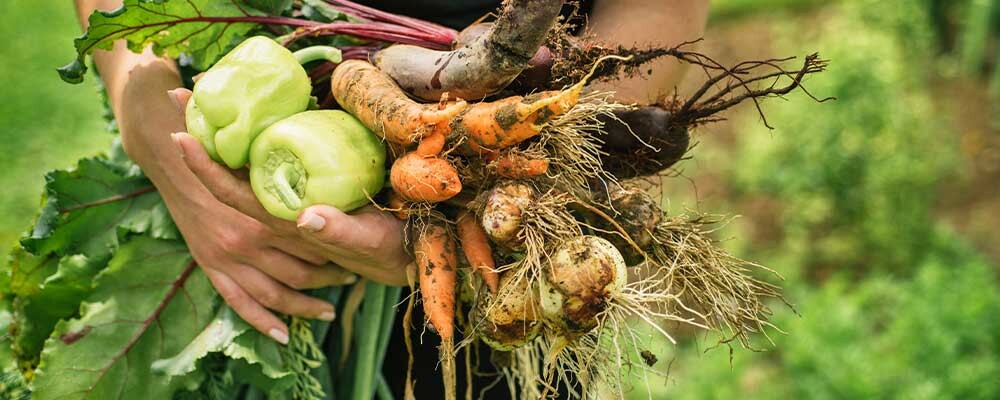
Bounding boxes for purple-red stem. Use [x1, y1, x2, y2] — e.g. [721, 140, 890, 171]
[284, 21, 453, 49]
[323, 0, 457, 42]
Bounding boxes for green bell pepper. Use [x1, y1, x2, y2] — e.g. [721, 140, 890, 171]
[249, 110, 387, 220]
[185, 36, 341, 168]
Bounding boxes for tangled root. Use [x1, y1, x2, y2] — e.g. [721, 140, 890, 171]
[649, 213, 788, 349]
[529, 91, 628, 196]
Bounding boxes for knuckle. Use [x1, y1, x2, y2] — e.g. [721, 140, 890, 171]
[219, 286, 247, 305]
[243, 223, 268, 242]
[257, 289, 284, 309]
[218, 232, 248, 255]
[285, 269, 314, 290]
[218, 226, 262, 256]
[216, 184, 242, 207]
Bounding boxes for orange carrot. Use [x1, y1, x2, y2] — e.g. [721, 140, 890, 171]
[389, 151, 462, 203]
[491, 151, 549, 179]
[454, 87, 582, 155]
[387, 190, 411, 220]
[414, 220, 458, 400]
[331, 60, 467, 145]
[456, 211, 499, 293]
[330, 60, 585, 153]
[415, 220, 458, 339]
[416, 132, 446, 157]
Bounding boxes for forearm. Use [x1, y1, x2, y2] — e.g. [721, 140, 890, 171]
[586, 0, 710, 104]
[74, 0, 209, 210]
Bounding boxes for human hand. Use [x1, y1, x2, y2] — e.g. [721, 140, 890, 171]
[169, 89, 412, 288]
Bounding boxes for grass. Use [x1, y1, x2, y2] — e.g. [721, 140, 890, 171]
[0, 2, 112, 261]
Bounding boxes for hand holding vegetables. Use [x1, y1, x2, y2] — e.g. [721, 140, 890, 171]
[165, 91, 411, 349]
[173, 92, 411, 286]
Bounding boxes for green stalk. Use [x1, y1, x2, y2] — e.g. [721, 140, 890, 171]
[293, 46, 343, 65]
[351, 281, 387, 400]
[310, 287, 343, 400]
[312, 287, 344, 344]
[272, 162, 303, 211]
[375, 286, 403, 372]
[376, 374, 396, 400]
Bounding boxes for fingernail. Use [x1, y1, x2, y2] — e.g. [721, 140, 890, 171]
[319, 310, 336, 321]
[166, 89, 181, 110]
[297, 211, 325, 232]
[268, 328, 289, 345]
[345, 274, 359, 285]
[170, 133, 185, 157]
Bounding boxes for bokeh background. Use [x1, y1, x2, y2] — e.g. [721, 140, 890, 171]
[1, 1, 999, 399]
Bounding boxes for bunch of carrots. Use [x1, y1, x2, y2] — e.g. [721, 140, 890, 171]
[284, 0, 822, 397]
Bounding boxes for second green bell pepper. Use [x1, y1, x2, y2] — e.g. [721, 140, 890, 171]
[249, 110, 387, 220]
[186, 36, 341, 168]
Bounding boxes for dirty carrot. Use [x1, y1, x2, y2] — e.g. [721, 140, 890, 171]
[456, 211, 499, 293]
[331, 60, 466, 145]
[414, 220, 459, 400]
[389, 150, 462, 203]
[491, 151, 549, 179]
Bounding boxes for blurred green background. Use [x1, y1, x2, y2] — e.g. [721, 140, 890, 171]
[0, 3, 113, 261]
[1, 1, 999, 399]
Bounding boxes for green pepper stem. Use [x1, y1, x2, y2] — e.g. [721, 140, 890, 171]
[293, 46, 343, 65]
[273, 163, 303, 211]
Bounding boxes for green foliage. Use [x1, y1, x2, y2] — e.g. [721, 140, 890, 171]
[7, 250, 103, 366]
[732, 1, 958, 275]
[958, 0, 997, 73]
[3, 154, 173, 369]
[709, 0, 831, 22]
[0, 151, 321, 399]
[30, 237, 215, 400]
[243, 0, 295, 15]
[649, 2, 1000, 400]
[154, 306, 296, 397]
[22, 157, 176, 258]
[649, 244, 1000, 400]
[60, 0, 265, 83]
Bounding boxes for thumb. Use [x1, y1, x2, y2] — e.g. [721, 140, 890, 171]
[167, 88, 193, 117]
[297, 205, 371, 251]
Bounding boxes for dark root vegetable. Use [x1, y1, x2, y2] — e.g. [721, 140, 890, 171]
[373, 0, 563, 101]
[538, 236, 627, 335]
[599, 106, 690, 179]
[478, 273, 542, 351]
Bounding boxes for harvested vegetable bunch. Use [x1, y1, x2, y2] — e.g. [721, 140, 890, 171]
[248, 110, 386, 220]
[186, 37, 341, 168]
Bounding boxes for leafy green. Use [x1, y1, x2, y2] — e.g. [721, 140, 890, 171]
[60, 0, 267, 83]
[0, 294, 29, 400]
[301, 0, 353, 22]
[731, 0, 955, 277]
[153, 306, 294, 395]
[1, 153, 180, 373]
[244, 0, 295, 15]
[7, 249, 103, 365]
[646, 247, 1000, 400]
[31, 236, 216, 400]
[22, 157, 176, 259]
